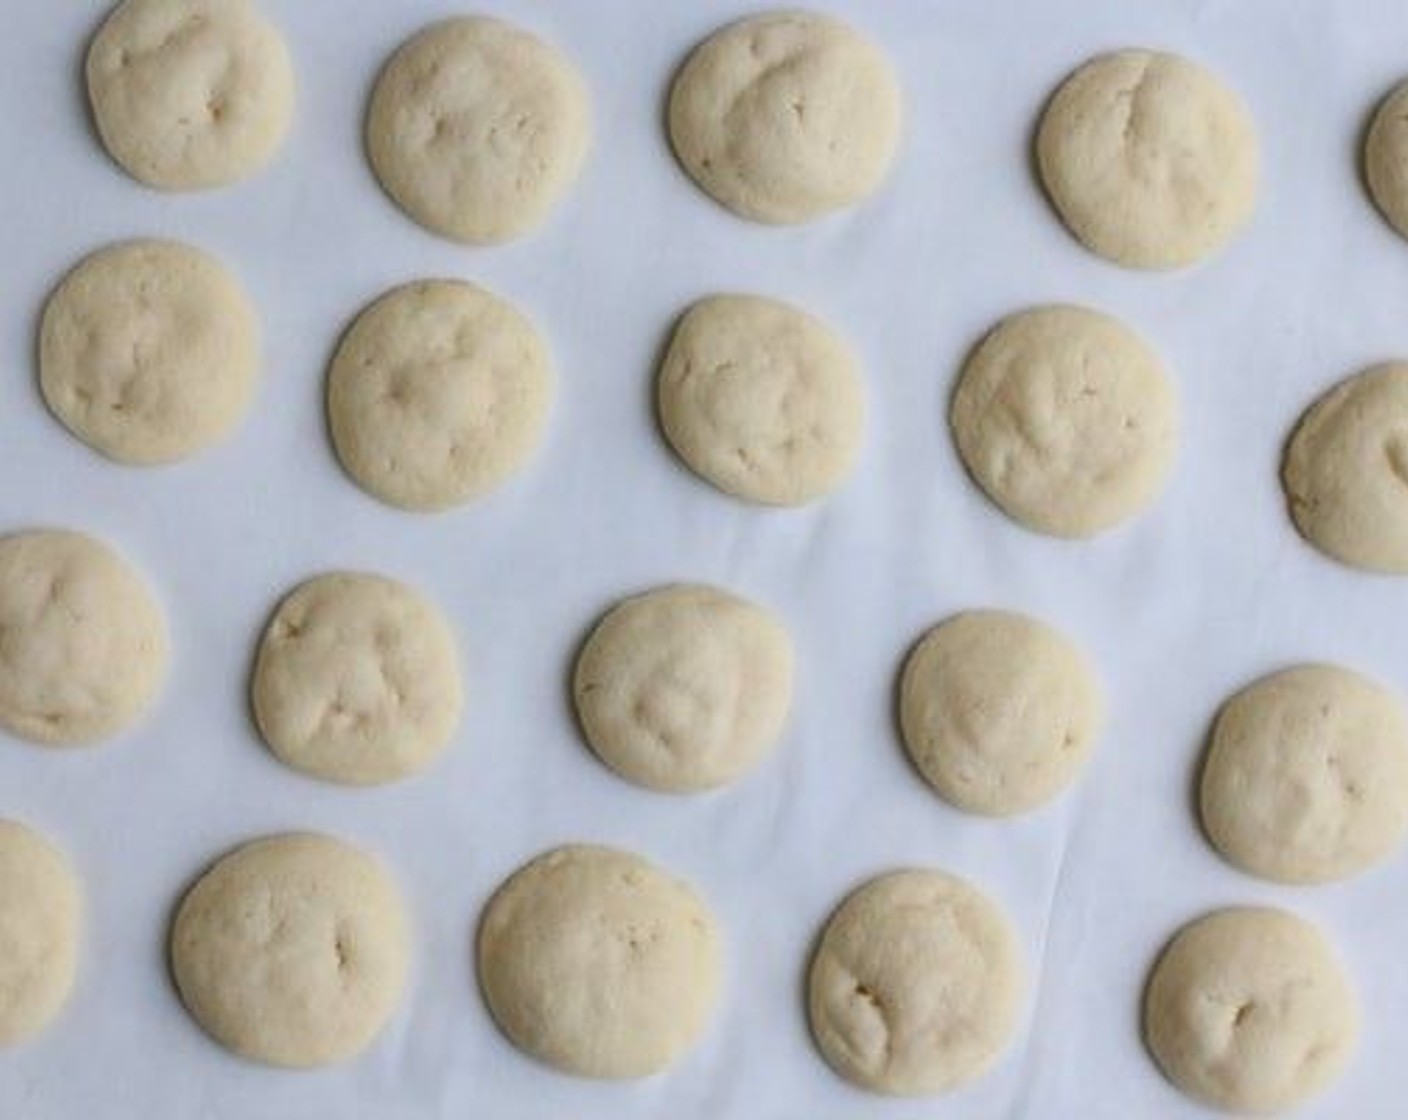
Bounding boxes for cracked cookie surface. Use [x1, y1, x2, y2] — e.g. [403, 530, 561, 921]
[477, 844, 721, 1078]
[252, 571, 462, 786]
[86, 0, 294, 190]
[1201, 664, 1408, 883]
[0, 529, 166, 746]
[1037, 49, 1258, 268]
[1144, 907, 1357, 1113]
[574, 583, 793, 792]
[668, 11, 901, 223]
[658, 294, 865, 506]
[900, 609, 1103, 815]
[808, 868, 1023, 1095]
[170, 832, 410, 1068]
[951, 304, 1177, 537]
[327, 279, 553, 511]
[366, 17, 589, 244]
[1282, 362, 1408, 573]
[41, 239, 260, 465]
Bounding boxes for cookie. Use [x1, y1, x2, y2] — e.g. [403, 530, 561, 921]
[477, 844, 721, 1078]
[574, 583, 794, 792]
[327, 280, 553, 512]
[1364, 79, 1408, 240]
[0, 529, 166, 746]
[366, 17, 589, 244]
[1283, 362, 1408, 573]
[1201, 664, 1408, 884]
[900, 610, 1103, 815]
[0, 821, 82, 1047]
[808, 868, 1023, 1095]
[252, 572, 463, 785]
[657, 294, 865, 506]
[40, 239, 260, 465]
[170, 832, 410, 1068]
[668, 11, 901, 223]
[86, 0, 294, 189]
[1144, 907, 1357, 1113]
[1037, 49, 1258, 268]
[951, 304, 1178, 537]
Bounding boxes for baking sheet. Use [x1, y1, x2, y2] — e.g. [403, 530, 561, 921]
[4, 1, 1408, 1116]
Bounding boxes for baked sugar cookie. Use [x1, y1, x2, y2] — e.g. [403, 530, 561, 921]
[1283, 362, 1408, 573]
[0, 529, 166, 746]
[900, 610, 1103, 815]
[86, 0, 294, 190]
[808, 868, 1023, 1095]
[1144, 907, 1357, 1114]
[170, 832, 410, 1068]
[477, 845, 721, 1078]
[252, 572, 463, 786]
[951, 305, 1178, 537]
[40, 239, 260, 465]
[574, 584, 793, 792]
[0, 821, 81, 1047]
[1201, 664, 1408, 884]
[1037, 50, 1258, 268]
[658, 295, 865, 505]
[1365, 80, 1408, 240]
[669, 11, 901, 223]
[366, 17, 590, 244]
[327, 280, 553, 511]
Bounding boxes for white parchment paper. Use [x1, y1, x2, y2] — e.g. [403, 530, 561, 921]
[2, 1, 1407, 1116]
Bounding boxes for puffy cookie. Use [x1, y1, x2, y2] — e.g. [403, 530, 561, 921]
[252, 572, 463, 785]
[327, 280, 553, 511]
[809, 868, 1024, 1095]
[40, 239, 260, 465]
[1145, 907, 1357, 1113]
[366, 17, 589, 244]
[1201, 664, 1408, 884]
[669, 10, 901, 223]
[1037, 49, 1258, 268]
[86, 0, 294, 189]
[900, 609, 1103, 815]
[574, 583, 793, 792]
[658, 294, 865, 505]
[477, 844, 721, 1078]
[0, 529, 166, 746]
[170, 832, 410, 1068]
[951, 305, 1178, 537]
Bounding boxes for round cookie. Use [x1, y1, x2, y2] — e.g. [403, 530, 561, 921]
[808, 868, 1023, 1096]
[1036, 49, 1259, 269]
[252, 572, 463, 786]
[657, 295, 866, 506]
[0, 529, 166, 746]
[1282, 362, 1408, 573]
[0, 821, 81, 1047]
[366, 17, 590, 244]
[1144, 907, 1357, 1113]
[86, 0, 294, 190]
[170, 832, 410, 1068]
[1365, 80, 1408, 240]
[40, 239, 260, 465]
[327, 280, 553, 512]
[1201, 664, 1408, 884]
[477, 844, 721, 1078]
[899, 610, 1103, 816]
[950, 304, 1178, 537]
[668, 11, 901, 223]
[573, 584, 794, 792]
